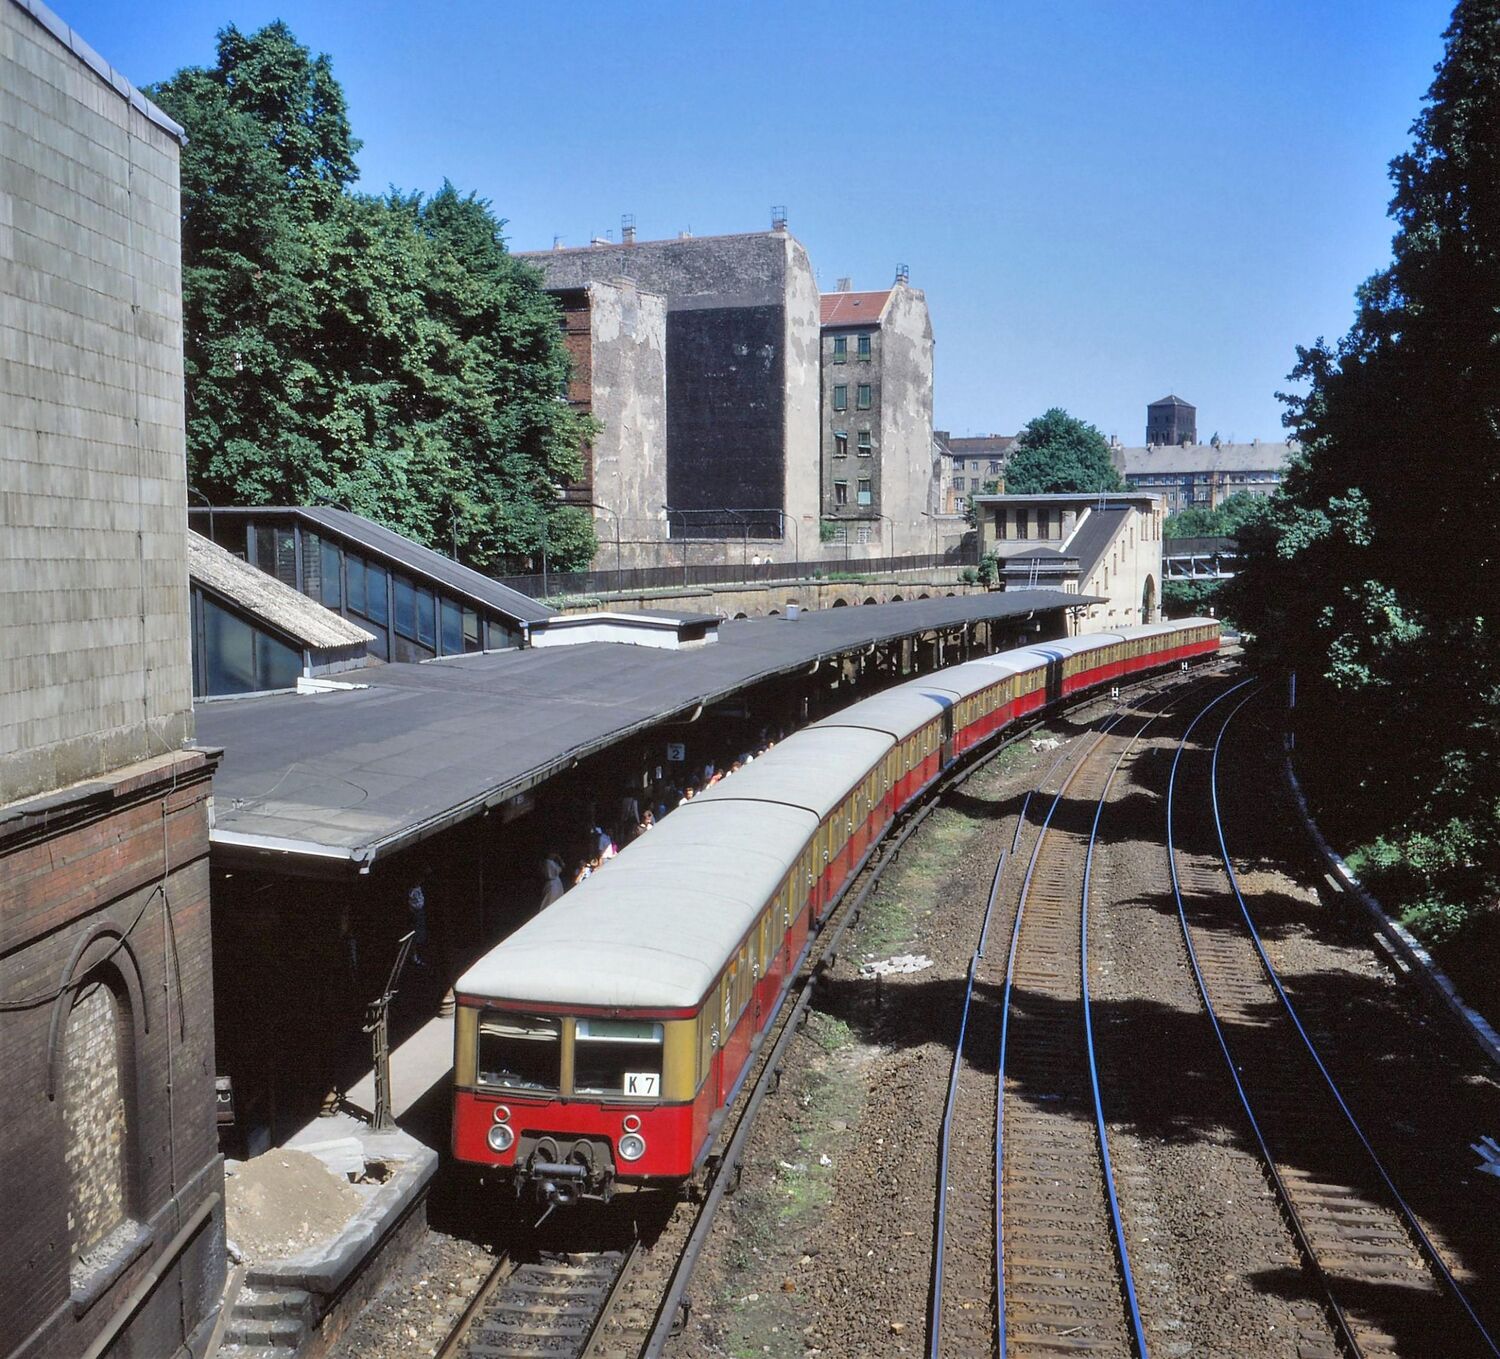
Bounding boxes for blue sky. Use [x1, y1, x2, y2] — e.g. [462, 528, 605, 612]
[67, 0, 1450, 444]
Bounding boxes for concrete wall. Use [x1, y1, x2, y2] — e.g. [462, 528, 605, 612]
[876, 284, 934, 556]
[780, 234, 822, 559]
[555, 569, 984, 619]
[1, 0, 194, 805]
[586, 280, 669, 567]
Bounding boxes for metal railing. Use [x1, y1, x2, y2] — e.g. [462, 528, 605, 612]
[493, 551, 967, 600]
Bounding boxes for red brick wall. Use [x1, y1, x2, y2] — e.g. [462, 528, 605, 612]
[558, 289, 595, 503]
[0, 750, 225, 1359]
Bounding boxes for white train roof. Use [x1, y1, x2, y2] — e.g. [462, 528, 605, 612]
[696, 726, 894, 818]
[809, 685, 956, 741]
[455, 798, 816, 1010]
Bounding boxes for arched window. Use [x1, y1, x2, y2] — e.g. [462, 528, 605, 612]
[62, 977, 133, 1275]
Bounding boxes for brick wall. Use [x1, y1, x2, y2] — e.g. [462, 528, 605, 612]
[1, 749, 223, 1359]
[0, 0, 193, 805]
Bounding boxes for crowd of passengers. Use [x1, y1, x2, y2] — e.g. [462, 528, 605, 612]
[539, 729, 786, 906]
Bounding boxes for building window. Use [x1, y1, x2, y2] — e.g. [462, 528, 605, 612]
[855, 524, 872, 543]
[954, 476, 966, 491]
[833, 384, 848, 411]
[856, 383, 871, 410]
[441, 599, 464, 655]
[857, 334, 871, 361]
[834, 480, 849, 506]
[832, 336, 847, 363]
[988, 459, 1001, 474]
[970, 460, 979, 472]
[857, 430, 872, 457]
[416, 589, 436, 647]
[858, 478, 872, 506]
[955, 496, 967, 513]
[320, 538, 342, 609]
[834, 430, 849, 458]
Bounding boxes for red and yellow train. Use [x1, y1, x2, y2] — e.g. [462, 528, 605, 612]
[452, 619, 1220, 1204]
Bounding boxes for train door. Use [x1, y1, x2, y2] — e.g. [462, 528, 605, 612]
[941, 708, 955, 767]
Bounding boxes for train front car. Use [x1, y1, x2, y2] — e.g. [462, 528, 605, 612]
[452, 797, 817, 1206]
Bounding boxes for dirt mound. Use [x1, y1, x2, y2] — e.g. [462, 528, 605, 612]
[226, 1148, 363, 1262]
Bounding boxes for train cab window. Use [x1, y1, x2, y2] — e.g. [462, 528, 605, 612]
[478, 1013, 560, 1092]
[573, 1018, 664, 1098]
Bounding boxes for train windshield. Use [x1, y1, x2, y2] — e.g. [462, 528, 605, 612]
[573, 1018, 664, 1098]
[477, 1013, 560, 1092]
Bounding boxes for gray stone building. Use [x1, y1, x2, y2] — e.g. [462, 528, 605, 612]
[1146, 394, 1197, 446]
[1, 3, 225, 1355]
[935, 431, 1017, 514]
[1112, 437, 1294, 511]
[519, 228, 821, 560]
[818, 279, 934, 555]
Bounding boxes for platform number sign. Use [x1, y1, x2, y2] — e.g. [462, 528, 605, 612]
[666, 742, 686, 763]
[625, 1072, 660, 1097]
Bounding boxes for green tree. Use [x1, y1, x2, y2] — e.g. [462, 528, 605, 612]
[150, 23, 594, 572]
[1230, 0, 1500, 940]
[1163, 490, 1270, 538]
[1004, 408, 1125, 494]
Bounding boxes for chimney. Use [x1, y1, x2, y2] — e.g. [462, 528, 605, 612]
[590, 231, 613, 246]
[835, 277, 852, 292]
[770, 204, 788, 232]
[621, 212, 636, 245]
[678, 228, 693, 239]
[552, 235, 564, 250]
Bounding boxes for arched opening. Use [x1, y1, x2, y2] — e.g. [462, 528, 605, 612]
[831, 598, 849, 607]
[769, 609, 780, 616]
[890, 595, 904, 603]
[945, 591, 955, 597]
[62, 973, 136, 1279]
[918, 593, 930, 600]
[733, 612, 749, 620]
[863, 597, 878, 606]
[1142, 574, 1157, 622]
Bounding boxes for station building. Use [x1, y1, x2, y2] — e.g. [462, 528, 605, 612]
[1112, 437, 1294, 512]
[972, 491, 1165, 627]
[1, 3, 225, 1354]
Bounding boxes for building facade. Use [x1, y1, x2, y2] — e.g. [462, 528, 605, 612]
[1112, 438, 1293, 512]
[553, 279, 670, 567]
[1, 3, 225, 1355]
[519, 229, 821, 558]
[1146, 394, 1196, 446]
[818, 280, 934, 553]
[972, 492, 1165, 630]
[934, 432, 1016, 515]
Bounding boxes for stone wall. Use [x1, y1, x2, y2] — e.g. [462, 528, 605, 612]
[876, 285, 935, 555]
[0, 0, 195, 805]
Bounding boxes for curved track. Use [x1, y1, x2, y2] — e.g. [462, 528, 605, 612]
[1167, 686, 1500, 1359]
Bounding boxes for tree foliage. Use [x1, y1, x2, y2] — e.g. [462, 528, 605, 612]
[1004, 408, 1125, 495]
[150, 22, 594, 572]
[1229, 0, 1500, 939]
[1163, 491, 1270, 540]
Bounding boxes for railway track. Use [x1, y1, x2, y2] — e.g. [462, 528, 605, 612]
[1166, 685, 1500, 1359]
[929, 672, 1227, 1358]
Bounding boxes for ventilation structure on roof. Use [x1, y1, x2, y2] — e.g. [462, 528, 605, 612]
[770, 204, 788, 231]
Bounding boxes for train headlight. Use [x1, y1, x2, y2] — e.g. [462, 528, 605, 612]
[487, 1122, 515, 1154]
[618, 1132, 646, 1162]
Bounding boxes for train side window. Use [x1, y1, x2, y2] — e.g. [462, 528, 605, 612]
[574, 1018, 664, 1097]
[477, 1013, 560, 1092]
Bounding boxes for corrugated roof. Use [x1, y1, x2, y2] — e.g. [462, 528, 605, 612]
[1116, 441, 1296, 476]
[188, 534, 373, 650]
[821, 290, 892, 326]
[192, 507, 556, 625]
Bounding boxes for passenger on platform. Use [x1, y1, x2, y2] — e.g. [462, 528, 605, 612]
[573, 859, 593, 887]
[406, 879, 428, 968]
[638, 808, 655, 835]
[539, 854, 565, 909]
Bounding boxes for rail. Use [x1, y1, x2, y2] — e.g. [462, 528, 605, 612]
[1167, 682, 1500, 1358]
